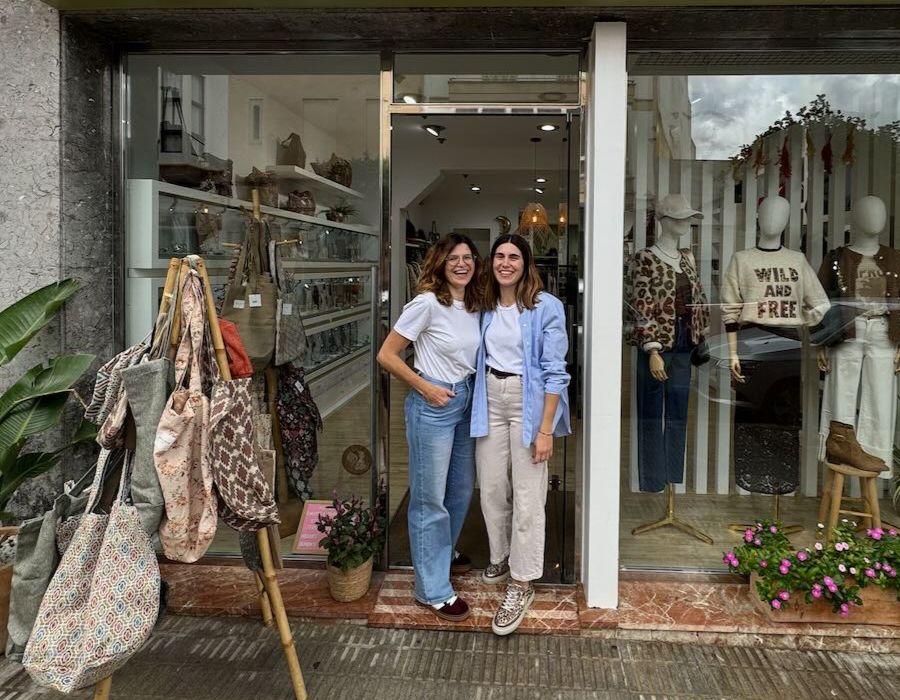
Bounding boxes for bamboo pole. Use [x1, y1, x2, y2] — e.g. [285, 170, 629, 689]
[255, 572, 274, 626]
[196, 258, 230, 378]
[265, 366, 290, 504]
[93, 675, 112, 700]
[257, 525, 307, 700]
[196, 255, 305, 699]
[152, 258, 180, 351]
[169, 258, 190, 360]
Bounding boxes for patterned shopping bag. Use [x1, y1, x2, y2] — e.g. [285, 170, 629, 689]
[208, 376, 280, 531]
[23, 450, 160, 693]
[153, 269, 217, 562]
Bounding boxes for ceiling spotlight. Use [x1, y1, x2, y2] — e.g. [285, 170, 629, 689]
[402, 94, 418, 104]
[539, 124, 558, 132]
[534, 187, 544, 194]
[535, 177, 547, 184]
[470, 185, 481, 192]
[424, 124, 446, 138]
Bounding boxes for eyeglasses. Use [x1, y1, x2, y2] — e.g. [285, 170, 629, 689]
[446, 255, 475, 265]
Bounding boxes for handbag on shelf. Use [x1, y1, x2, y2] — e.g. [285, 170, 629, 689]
[23, 450, 160, 693]
[285, 190, 316, 217]
[153, 269, 218, 563]
[221, 219, 277, 371]
[276, 133, 307, 168]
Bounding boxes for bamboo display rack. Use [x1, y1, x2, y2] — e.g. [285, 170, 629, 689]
[93, 190, 307, 699]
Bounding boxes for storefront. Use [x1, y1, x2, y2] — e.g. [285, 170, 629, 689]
[17, 1, 900, 613]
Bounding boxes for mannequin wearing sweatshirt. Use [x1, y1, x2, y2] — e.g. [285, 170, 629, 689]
[816, 195, 900, 477]
[720, 195, 830, 494]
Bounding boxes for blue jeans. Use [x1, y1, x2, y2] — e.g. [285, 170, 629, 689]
[636, 317, 693, 492]
[405, 373, 476, 604]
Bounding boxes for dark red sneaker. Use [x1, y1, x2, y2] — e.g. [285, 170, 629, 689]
[451, 551, 473, 574]
[416, 595, 471, 622]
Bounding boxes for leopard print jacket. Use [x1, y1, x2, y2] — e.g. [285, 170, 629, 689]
[626, 248, 709, 351]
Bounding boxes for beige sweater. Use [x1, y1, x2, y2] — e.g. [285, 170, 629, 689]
[721, 247, 830, 330]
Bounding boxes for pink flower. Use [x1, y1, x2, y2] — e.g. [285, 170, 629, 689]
[778, 591, 790, 601]
[867, 528, 883, 540]
[875, 562, 882, 570]
[865, 568, 876, 579]
[850, 567, 857, 575]
[814, 542, 824, 551]
[753, 538, 762, 546]
[838, 564, 847, 573]
[780, 559, 791, 567]
[889, 529, 898, 537]
[823, 576, 834, 586]
[890, 571, 897, 578]
[811, 588, 822, 599]
[839, 609, 850, 618]
[770, 526, 778, 534]
[771, 599, 781, 609]
[759, 560, 768, 569]
[796, 551, 809, 562]
[840, 603, 849, 613]
[744, 530, 754, 542]
[827, 584, 838, 594]
[779, 565, 790, 575]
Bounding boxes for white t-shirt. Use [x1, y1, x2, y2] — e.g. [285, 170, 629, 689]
[485, 303, 523, 375]
[394, 292, 480, 383]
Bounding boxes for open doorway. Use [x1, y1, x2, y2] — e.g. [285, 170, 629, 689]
[386, 113, 581, 584]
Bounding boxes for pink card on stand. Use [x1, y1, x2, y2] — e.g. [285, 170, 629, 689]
[292, 500, 335, 555]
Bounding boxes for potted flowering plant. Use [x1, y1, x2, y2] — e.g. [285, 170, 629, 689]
[724, 520, 899, 623]
[316, 491, 385, 602]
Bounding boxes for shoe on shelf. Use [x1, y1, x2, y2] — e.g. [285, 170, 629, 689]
[825, 420, 887, 473]
[491, 582, 534, 636]
[416, 594, 471, 622]
[481, 558, 510, 584]
[451, 551, 473, 575]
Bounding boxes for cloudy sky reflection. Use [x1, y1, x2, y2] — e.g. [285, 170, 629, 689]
[689, 74, 900, 160]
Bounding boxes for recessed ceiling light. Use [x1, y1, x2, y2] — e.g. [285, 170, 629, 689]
[535, 177, 547, 184]
[424, 124, 446, 138]
[539, 124, 558, 132]
[470, 185, 481, 192]
[534, 187, 544, 194]
[402, 94, 418, 104]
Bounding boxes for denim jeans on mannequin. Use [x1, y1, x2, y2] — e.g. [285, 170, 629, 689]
[405, 373, 475, 604]
[636, 317, 692, 492]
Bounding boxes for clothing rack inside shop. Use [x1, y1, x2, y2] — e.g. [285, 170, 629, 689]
[92, 190, 307, 700]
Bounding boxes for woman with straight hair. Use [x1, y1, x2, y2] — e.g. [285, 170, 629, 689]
[377, 233, 483, 621]
[471, 233, 571, 636]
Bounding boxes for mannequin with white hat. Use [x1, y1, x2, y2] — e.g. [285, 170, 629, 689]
[629, 193, 712, 544]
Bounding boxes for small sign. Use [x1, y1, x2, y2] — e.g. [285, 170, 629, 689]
[232, 299, 246, 309]
[248, 293, 263, 308]
[282, 302, 293, 316]
[292, 500, 335, 555]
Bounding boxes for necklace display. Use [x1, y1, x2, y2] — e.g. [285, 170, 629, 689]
[652, 245, 681, 263]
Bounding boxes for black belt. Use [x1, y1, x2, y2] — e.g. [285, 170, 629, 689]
[488, 366, 519, 379]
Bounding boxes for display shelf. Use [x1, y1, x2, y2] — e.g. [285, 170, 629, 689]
[311, 370, 369, 421]
[301, 303, 370, 325]
[280, 261, 375, 270]
[305, 309, 369, 336]
[306, 345, 370, 384]
[265, 165, 364, 203]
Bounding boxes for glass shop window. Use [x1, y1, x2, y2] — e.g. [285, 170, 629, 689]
[124, 54, 382, 560]
[620, 67, 900, 571]
[393, 53, 580, 104]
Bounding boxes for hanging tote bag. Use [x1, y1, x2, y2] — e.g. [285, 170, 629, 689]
[273, 244, 308, 366]
[221, 219, 277, 371]
[208, 375, 281, 531]
[23, 450, 160, 693]
[276, 364, 323, 501]
[153, 269, 218, 563]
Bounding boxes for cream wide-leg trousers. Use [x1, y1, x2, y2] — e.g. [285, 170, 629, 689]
[819, 315, 897, 479]
[476, 372, 548, 582]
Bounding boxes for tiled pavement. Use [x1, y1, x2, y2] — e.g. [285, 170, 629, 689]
[2, 615, 898, 700]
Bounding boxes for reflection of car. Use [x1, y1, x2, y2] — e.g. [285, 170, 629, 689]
[705, 326, 802, 425]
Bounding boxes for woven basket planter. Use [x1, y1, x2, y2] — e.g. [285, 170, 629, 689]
[326, 556, 373, 602]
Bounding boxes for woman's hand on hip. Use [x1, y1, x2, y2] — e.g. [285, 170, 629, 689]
[532, 432, 553, 464]
[420, 383, 455, 407]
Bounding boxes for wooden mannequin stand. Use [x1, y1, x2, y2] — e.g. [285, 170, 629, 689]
[92, 199, 307, 699]
[728, 494, 804, 536]
[632, 484, 714, 545]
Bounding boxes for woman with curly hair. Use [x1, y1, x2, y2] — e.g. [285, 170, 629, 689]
[471, 233, 571, 635]
[377, 233, 483, 621]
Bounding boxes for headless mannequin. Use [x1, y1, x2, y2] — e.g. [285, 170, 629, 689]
[648, 216, 691, 380]
[728, 195, 790, 383]
[818, 195, 900, 371]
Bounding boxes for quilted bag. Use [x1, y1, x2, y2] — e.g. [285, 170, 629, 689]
[208, 376, 280, 532]
[153, 269, 217, 562]
[23, 450, 160, 693]
[276, 364, 323, 501]
[274, 251, 308, 367]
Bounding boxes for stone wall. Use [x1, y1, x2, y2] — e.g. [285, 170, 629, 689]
[0, 0, 61, 390]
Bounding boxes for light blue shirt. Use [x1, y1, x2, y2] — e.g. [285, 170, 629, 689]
[470, 291, 572, 447]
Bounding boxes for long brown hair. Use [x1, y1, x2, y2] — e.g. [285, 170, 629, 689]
[416, 233, 483, 312]
[484, 233, 543, 311]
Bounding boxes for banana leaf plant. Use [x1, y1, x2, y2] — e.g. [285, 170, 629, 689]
[0, 280, 95, 521]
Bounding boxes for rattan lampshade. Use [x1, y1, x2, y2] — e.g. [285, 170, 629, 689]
[516, 202, 552, 249]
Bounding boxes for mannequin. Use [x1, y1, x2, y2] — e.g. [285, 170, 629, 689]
[629, 193, 711, 543]
[721, 195, 830, 497]
[816, 195, 899, 478]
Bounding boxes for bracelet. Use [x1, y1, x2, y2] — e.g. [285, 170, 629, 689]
[538, 430, 552, 437]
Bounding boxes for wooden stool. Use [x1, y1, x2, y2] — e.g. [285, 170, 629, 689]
[818, 462, 883, 541]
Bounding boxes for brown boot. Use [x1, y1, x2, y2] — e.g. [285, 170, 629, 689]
[825, 421, 887, 472]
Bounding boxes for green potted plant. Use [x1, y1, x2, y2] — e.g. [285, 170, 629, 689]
[724, 520, 898, 624]
[316, 491, 385, 602]
[324, 200, 357, 223]
[0, 280, 95, 648]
